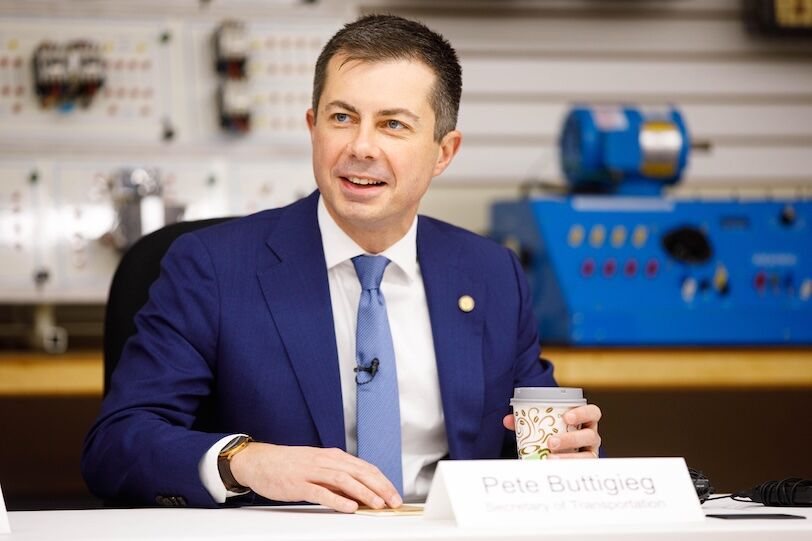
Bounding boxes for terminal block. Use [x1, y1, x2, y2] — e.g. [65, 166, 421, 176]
[217, 80, 252, 134]
[32, 42, 68, 108]
[32, 39, 105, 110]
[66, 40, 105, 106]
[213, 20, 249, 79]
[213, 20, 252, 134]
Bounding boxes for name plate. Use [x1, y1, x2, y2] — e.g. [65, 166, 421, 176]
[0, 482, 9, 534]
[424, 458, 703, 528]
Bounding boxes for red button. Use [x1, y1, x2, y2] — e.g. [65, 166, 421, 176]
[581, 258, 596, 278]
[754, 271, 766, 290]
[645, 259, 659, 278]
[603, 258, 617, 277]
[624, 259, 638, 277]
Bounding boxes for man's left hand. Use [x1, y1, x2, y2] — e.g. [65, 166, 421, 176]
[503, 404, 602, 459]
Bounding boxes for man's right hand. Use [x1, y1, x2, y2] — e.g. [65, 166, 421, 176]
[229, 442, 402, 513]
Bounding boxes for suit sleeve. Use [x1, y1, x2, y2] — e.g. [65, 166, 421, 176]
[509, 248, 556, 389]
[81, 232, 230, 507]
[501, 248, 558, 457]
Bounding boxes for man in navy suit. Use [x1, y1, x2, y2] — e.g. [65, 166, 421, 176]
[82, 14, 602, 512]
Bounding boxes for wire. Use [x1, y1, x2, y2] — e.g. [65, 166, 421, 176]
[704, 495, 733, 502]
[693, 471, 812, 507]
[740, 478, 812, 507]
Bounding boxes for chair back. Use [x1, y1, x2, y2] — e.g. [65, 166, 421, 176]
[103, 218, 234, 395]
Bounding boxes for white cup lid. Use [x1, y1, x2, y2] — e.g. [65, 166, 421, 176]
[510, 387, 586, 404]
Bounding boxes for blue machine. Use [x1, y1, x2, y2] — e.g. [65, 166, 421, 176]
[560, 106, 690, 196]
[491, 105, 812, 345]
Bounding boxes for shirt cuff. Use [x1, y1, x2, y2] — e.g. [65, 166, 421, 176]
[199, 433, 251, 503]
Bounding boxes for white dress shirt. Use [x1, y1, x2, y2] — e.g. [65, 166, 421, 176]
[200, 196, 448, 503]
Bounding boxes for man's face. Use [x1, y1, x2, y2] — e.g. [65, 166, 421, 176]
[306, 55, 461, 247]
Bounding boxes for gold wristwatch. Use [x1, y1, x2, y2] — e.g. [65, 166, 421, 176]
[217, 435, 253, 492]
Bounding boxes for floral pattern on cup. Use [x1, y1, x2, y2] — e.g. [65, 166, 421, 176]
[514, 406, 574, 460]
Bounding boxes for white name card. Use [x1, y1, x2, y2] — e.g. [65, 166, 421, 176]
[424, 458, 704, 528]
[0, 482, 10, 534]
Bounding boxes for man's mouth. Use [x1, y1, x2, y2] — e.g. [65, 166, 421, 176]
[341, 176, 386, 187]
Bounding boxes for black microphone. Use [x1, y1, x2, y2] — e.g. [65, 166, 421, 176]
[354, 358, 379, 384]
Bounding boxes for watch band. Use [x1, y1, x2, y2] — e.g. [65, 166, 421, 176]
[217, 435, 253, 493]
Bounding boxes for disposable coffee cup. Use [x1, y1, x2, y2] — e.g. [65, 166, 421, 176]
[510, 387, 587, 460]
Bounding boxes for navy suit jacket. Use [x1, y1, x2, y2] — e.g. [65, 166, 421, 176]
[82, 191, 556, 507]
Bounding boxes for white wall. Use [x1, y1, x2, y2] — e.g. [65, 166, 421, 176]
[1, 0, 811, 301]
[382, 0, 812, 231]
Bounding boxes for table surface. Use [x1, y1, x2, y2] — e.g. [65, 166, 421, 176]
[4, 499, 812, 541]
[2, 348, 812, 396]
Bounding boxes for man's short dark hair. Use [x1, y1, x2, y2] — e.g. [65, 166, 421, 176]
[312, 14, 462, 142]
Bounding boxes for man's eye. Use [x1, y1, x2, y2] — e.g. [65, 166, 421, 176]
[386, 119, 404, 130]
[334, 113, 350, 123]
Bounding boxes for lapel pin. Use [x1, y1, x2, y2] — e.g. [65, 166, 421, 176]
[458, 295, 475, 313]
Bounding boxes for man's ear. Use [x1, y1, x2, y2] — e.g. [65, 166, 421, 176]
[306, 108, 316, 138]
[432, 130, 463, 177]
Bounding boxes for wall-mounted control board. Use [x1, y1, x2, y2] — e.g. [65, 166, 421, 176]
[0, 16, 340, 145]
[0, 12, 342, 303]
[491, 197, 812, 345]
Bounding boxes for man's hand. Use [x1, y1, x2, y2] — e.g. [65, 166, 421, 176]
[229, 442, 402, 513]
[503, 404, 602, 459]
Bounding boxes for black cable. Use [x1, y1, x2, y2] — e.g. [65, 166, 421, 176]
[691, 471, 812, 507]
[732, 478, 812, 507]
[704, 495, 733, 502]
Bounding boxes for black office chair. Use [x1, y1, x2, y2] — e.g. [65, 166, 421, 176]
[103, 218, 234, 395]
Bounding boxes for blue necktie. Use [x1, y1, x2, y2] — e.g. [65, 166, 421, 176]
[352, 255, 403, 496]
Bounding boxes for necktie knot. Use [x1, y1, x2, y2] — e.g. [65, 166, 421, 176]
[352, 255, 390, 291]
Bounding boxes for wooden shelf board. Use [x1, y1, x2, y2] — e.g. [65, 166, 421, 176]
[0, 352, 103, 397]
[546, 347, 812, 389]
[2, 348, 812, 396]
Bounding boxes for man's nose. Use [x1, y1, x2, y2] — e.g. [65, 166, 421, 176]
[347, 124, 380, 160]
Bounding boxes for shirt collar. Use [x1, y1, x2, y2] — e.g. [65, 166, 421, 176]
[317, 195, 418, 283]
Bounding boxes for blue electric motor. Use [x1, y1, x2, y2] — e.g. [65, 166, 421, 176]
[560, 106, 691, 196]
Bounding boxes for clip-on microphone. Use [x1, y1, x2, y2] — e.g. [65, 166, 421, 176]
[354, 358, 379, 384]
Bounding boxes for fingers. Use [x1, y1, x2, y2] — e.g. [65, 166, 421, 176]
[315, 462, 398, 509]
[505, 405, 600, 433]
[563, 404, 602, 427]
[503, 402, 603, 461]
[310, 468, 388, 509]
[548, 426, 601, 452]
[305, 483, 360, 513]
[231, 444, 402, 513]
[313, 449, 401, 508]
[545, 405, 602, 459]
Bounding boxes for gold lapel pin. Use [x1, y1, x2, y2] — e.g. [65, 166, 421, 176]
[458, 295, 475, 313]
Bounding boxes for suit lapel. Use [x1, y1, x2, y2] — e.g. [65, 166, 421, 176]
[256, 192, 346, 450]
[418, 217, 485, 459]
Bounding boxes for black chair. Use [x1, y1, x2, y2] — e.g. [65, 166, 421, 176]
[103, 218, 234, 395]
